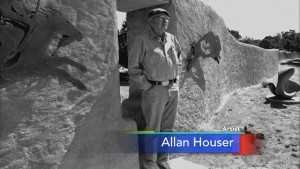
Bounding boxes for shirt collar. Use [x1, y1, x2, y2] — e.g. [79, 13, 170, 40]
[149, 29, 167, 40]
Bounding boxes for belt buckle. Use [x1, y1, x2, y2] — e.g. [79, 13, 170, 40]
[162, 80, 169, 86]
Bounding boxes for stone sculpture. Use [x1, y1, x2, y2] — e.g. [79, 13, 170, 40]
[186, 31, 221, 71]
[266, 68, 300, 103]
[0, 0, 87, 90]
[279, 58, 300, 67]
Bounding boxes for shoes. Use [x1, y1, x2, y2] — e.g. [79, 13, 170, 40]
[157, 161, 171, 169]
[140, 160, 160, 169]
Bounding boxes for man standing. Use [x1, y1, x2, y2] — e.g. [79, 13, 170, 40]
[128, 8, 184, 169]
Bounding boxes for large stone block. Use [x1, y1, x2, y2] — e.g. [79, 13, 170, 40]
[0, 0, 138, 169]
[125, 0, 278, 132]
[172, 0, 278, 131]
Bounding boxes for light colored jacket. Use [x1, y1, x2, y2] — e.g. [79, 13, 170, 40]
[128, 29, 182, 91]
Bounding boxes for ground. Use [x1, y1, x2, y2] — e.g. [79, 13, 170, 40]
[120, 64, 299, 169]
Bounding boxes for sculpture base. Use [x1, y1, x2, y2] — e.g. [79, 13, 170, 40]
[265, 94, 300, 104]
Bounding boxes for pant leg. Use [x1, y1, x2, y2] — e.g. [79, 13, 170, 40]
[161, 89, 178, 132]
[142, 85, 168, 132]
[140, 85, 168, 165]
[158, 83, 179, 164]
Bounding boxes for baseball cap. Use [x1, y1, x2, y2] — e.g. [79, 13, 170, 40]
[148, 8, 170, 18]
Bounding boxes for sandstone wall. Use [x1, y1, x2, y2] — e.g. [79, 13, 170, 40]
[125, 0, 278, 131]
[0, 0, 138, 169]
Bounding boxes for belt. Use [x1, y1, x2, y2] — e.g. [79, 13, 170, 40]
[147, 78, 177, 86]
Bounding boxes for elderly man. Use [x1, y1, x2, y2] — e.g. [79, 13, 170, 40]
[128, 8, 184, 169]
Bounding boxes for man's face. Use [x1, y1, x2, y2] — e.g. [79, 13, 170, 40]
[150, 14, 170, 32]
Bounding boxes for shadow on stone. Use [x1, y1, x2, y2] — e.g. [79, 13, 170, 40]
[0, 90, 34, 139]
[122, 95, 146, 130]
[264, 100, 289, 109]
[180, 61, 206, 92]
[270, 102, 288, 109]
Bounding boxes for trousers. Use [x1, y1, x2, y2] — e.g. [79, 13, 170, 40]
[140, 83, 179, 169]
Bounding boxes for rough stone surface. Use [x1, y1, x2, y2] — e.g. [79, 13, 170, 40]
[0, 0, 138, 169]
[122, 95, 145, 130]
[117, 0, 169, 12]
[125, 0, 278, 132]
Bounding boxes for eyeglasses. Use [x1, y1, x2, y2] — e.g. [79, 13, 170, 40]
[153, 16, 170, 21]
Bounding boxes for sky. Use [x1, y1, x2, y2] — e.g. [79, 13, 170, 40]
[117, 0, 299, 40]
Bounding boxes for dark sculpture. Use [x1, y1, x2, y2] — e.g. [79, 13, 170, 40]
[186, 31, 221, 71]
[0, 0, 87, 90]
[279, 58, 300, 67]
[267, 68, 299, 99]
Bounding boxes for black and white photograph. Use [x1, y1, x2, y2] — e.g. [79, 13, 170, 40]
[1, 0, 299, 168]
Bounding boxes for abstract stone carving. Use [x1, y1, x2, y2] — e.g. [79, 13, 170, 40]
[266, 68, 300, 103]
[186, 31, 221, 71]
[0, 0, 87, 90]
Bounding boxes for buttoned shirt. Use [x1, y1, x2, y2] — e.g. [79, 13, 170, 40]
[128, 29, 182, 91]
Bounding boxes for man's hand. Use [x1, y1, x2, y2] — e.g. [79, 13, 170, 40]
[145, 84, 155, 92]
